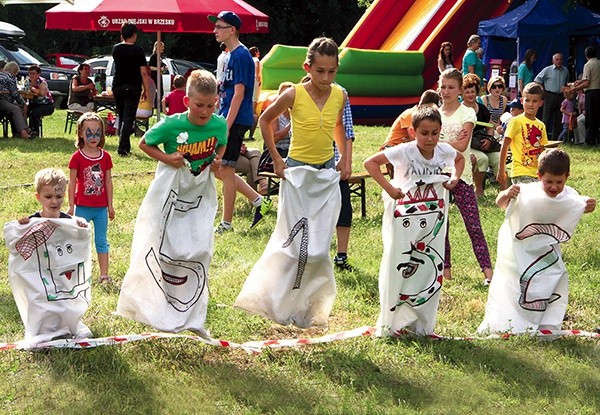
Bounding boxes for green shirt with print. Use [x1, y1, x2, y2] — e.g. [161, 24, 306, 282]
[145, 112, 228, 173]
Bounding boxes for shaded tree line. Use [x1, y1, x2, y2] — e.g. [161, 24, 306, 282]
[0, 1, 365, 68]
[2, 0, 598, 70]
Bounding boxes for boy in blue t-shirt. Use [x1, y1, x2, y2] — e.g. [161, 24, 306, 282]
[140, 70, 227, 173]
[209, 10, 269, 233]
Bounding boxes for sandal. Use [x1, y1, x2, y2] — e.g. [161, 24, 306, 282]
[99, 275, 112, 284]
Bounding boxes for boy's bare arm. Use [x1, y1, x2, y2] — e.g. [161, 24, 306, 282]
[225, 83, 245, 129]
[105, 169, 115, 221]
[68, 168, 77, 216]
[259, 88, 295, 178]
[444, 152, 464, 191]
[496, 184, 520, 209]
[334, 109, 349, 180]
[210, 144, 226, 171]
[139, 137, 184, 168]
[497, 136, 512, 190]
[584, 197, 596, 214]
[364, 152, 404, 200]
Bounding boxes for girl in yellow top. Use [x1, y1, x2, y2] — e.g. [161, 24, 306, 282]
[259, 37, 349, 179]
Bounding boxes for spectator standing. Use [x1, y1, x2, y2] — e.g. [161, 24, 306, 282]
[497, 82, 548, 188]
[572, 46, 600, 146]
[438, 41, 454, 73]
[518, 48, 536, 96]
[438, 68, 493, 285]
[462, 73, 497, 198]
[162, 74, 187, 115]
[557, 89, 576, 142]
[462, 35, 485, 84]
[534, 53, 569, 139]
[216, 42, 228, 88]
[68, 112, 115, 284]
[333, 84, 355, 271]
[148, 41, 166, 108]
[112, 23, 151, 156]
[248, 46, 262, 139]
[208, 11, 267, 232]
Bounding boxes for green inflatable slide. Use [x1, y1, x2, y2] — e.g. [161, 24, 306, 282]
[261, 45, 424, 97]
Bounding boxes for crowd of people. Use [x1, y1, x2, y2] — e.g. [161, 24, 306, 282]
[5, 18, 600, 344]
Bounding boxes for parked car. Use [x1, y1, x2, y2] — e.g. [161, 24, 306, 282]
[84, 55, 206, 94]
[0, 22, 75, 108]
[45, 53, 89, 69]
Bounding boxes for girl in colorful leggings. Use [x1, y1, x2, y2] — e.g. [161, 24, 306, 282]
[438, 68, 493, 285]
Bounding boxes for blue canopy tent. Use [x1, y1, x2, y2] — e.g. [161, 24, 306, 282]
[477, 0, 600, 78]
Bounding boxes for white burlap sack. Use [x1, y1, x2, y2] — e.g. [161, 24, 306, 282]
[478, 182, 587, 334]
[376, 175, 449, 336]
[4, 218, 92, 346]
[235, 166, 341, 328]
[116, 163, 217, 336]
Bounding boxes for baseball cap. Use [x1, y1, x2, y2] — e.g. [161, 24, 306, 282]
[208, 11, 242, 30]
[508, 98, 523, 110]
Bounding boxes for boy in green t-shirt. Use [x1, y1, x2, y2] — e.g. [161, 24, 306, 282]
[139, 69, 227, 174]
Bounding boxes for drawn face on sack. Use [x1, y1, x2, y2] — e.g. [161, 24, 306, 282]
[42, 240, 89, 301]
[15, 221, 90, 301]
[391, 183, 445, 309]
[145, 190, 207, 312]
[152, 258, 206, 312]
[394, 212, 444, 298]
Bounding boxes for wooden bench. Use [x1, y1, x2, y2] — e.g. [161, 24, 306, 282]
[258, 170, 384, 218]
[545, 140, 561, 148]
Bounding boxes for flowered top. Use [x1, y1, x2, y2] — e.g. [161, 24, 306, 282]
[31, 76, 54, 105]
[0, 71, 25, 106]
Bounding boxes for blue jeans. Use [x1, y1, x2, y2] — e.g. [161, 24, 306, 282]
[557, 122, 570, 142]
[286, 156, 335, 170]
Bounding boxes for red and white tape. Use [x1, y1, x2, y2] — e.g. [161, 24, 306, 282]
[0, 326, 376, 352]
[1, 327, 598, 352]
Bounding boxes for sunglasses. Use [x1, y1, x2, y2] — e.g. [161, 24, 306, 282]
[491, 83, 504, 89]
[214, 25, 233, 30]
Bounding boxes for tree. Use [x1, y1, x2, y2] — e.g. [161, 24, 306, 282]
[2, 0, 598, 68]
[0, 1, 366, 68]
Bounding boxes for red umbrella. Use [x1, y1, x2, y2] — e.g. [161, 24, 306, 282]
[46, 0, 269, 120]
[45, 0, 269, 33]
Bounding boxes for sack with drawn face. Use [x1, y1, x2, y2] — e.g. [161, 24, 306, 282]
[4, 218, 92, 346]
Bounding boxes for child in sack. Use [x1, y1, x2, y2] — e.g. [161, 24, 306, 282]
[7, 168, 92, 344]
[479, 148, 595, 334]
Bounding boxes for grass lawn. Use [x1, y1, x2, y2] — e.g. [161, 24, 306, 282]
[0, 110, 599, 414]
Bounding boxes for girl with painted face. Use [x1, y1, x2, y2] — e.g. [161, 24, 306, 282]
[68, 112, 115, 284]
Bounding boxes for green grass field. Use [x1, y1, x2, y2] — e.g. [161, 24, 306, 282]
[0, 110, 599, 414]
